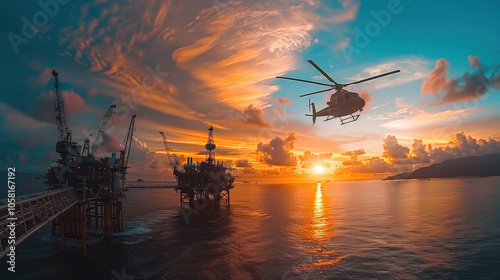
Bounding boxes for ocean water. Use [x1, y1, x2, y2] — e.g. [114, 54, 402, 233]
[1, 177, 500, 279]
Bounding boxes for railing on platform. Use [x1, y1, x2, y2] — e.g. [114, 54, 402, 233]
[0, 187, 79, 259]
[124, 181, 177, 189]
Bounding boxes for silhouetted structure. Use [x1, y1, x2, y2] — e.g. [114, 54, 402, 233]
[174, 126, 235, 209]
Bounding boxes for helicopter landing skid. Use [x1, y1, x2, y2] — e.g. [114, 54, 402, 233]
[323, 115, 336, 122]
[339, 114, 360, 125]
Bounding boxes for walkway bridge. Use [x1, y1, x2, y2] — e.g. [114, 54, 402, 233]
[124, 181, 177, 189]
[0, 181, 190, 259]
[0, 187, 79, 259]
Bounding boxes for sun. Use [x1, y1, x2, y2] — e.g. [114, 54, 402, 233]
[315, 166, 324, 174]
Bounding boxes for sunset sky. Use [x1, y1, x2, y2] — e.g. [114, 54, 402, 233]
[1, 0, 499, 181]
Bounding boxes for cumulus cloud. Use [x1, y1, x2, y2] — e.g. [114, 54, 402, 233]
[298, 151, 332, 168]
[240, 167, 257, 173]
[421, 57, 500, 106]
[336, 156, 395, 175]
[383, 135, 409, 161]
[410, 132, 500, 164]
[239, 104, 270, 127]
[410, 139, 430, 164]
[234, 159, 257, 174]
[428, 132, 500, 162]
[340, 132, 500, 176]
[257, 132, 297, 166]
[342, 148, 365, 158]
[124, 136, 180, 180]
[236, 159, 253, 167]
[338, 148, 394, 176]
[340, 148, 365, 165]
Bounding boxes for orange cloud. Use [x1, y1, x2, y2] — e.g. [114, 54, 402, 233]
[171, 2, 318, 108]
[277, 97, 292, 105]
[257, 132, 298, 166]
[298, 151, 332, 168]
[335, 157, 395, 176]
[383, 135, 409, 161]
[337, 132, 500, 178]
[58, 1, 204, 122]
[421, 56, 500, 106]
[25, 0, 365, 180]
[239, 104, 270, 127]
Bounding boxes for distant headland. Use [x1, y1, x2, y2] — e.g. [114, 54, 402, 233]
[383, 153, 500, 180]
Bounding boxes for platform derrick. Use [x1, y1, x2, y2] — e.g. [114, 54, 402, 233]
[173, 126, 235, 209]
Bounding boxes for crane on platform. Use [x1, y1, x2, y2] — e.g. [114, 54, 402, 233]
[81, 105, 116, 157]
[159, 131, 179, 170]
[51, 69, 73, 154]
[118, 115, 136, 179]
[49, 69, 82, 188]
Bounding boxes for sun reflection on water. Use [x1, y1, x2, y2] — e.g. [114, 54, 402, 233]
[305, 182, 333, 242]
[299, 182, 346, 271]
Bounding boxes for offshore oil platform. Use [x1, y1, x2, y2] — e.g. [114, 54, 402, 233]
[0, 69, 236, 259]
[159, 126, 235, 209]
[43, 69, 134, 255]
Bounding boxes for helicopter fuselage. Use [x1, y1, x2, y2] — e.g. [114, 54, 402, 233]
[316, 90, 365, 118]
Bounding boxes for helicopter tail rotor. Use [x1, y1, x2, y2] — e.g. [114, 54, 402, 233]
[305, 102, 317, 125]
[312, 103, 316, 124]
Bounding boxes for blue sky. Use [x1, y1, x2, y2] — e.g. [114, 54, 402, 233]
[1, 0, 499, 180]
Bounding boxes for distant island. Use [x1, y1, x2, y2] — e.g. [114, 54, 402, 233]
[383, 153, 500, 180]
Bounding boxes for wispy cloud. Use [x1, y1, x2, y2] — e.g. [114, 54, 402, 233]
[349, 57, 431, 90]
[374, 98, 479, 130]
[381, 108, 473, 129]
[172, 1, 318, 109]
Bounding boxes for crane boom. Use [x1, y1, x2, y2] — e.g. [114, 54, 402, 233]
[159, 131, 175, 169]
[119, 115, 136, 175]
[52, 69, 71, 143]
[86, 104, 116, 157]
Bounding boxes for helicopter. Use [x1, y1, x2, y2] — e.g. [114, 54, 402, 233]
[276, 60, 400, 125]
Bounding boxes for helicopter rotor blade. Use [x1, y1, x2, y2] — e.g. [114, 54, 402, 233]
[307, 60, 339, 85]
[343, 70, 401, 87]
[299, 88, 334, 98]
[308, 98, 311, 112]
[276, 76, 333, 87]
